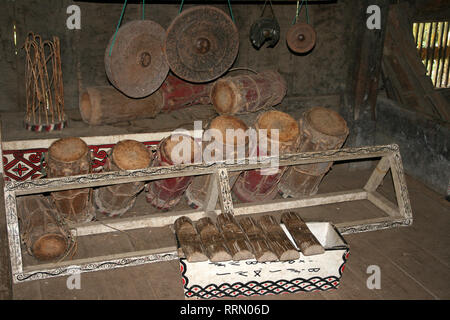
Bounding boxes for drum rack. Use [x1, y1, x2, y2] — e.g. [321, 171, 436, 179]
[0, 130, 412, 283]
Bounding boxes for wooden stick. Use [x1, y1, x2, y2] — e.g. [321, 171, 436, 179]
[173, 217, 207, 262]
[258, 215, 300, 261]
[216, 213, 254, 261]
[238, 216, 278, 262]
[281, 212, 325, 256]
[195, 217, 232, 262]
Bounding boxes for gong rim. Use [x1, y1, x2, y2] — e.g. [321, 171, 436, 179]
[164, 6, 239, 83]
[286, 22, 316, 54]
[105, 20, 169, 98]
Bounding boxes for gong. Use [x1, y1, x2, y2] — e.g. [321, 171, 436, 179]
[286, 22, 316, 54]
[164, 6, 239, 83]
[105, 20, 169, 98]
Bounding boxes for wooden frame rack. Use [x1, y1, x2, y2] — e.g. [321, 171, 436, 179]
[1, 131, 412, 283]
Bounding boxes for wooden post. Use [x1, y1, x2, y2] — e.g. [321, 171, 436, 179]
[238, 216, 277, 262]
[281, 212, 325, 256]
[348, 0, 389, 169]
[195, 217, 232, 262]
[258, 215, 300, 261]
[0, 176, 12, 299]
[174, 217, 208, 262]
[216, 213, 254, 261]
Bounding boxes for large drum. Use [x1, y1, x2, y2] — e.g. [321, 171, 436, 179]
[94, 140, 152, 217]
[233, 111, 299, 202]
[79, 75, 211, 126]
[17, 195, 73, 261]
[47, 137, 94, 223]
[279, 107, 349, 197]
[185, 115, 249, 209]
[211, 70, 286, 115]
[146, 134, 201, 210]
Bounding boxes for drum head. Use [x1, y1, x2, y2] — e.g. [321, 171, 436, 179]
[286, 22, 316, 54]
[33, 234, 68, 261]
[105, 20, 169, 98]
[162, 134, 201, 165]
[256, 110, 299, 143]
[48, 137, 88, 163]
[164, 6, 239, 83]
[306, 107, 348, 137]
[209, 115, 248, 146]
[112, 140, 152, 170]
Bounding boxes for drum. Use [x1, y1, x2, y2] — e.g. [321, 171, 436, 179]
[279, 107, 349, 197]
[210, 70, 286, 115]
[94, 140, 152, 217]
[185, 115, 249, 209]
[233, 111, 299, 202]
[47, 137, 94, 223]
[17, 195, 74, 261]
[146, 134, 201, 210]
[79, 75, 211, 126]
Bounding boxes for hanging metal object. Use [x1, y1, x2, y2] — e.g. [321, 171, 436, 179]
[286, 22, 316, 54]
[250, 0, 280, 49]
[164, 6, 239, 83]
[104, 20, 169, 98]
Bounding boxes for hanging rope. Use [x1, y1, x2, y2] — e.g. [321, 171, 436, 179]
[178, 0, 235, 22]
[227, 0, 235, 22]
[292, 0, 309, 25]
[142, 0, 145, 20]
[109, 0, 128, 57]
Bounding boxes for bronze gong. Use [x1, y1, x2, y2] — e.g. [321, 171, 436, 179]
[286, 22, 316, 54]
[105, 20, 169, 98]
[164, 6, 239, 83]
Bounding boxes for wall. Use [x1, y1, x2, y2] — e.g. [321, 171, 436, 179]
[0, 0, 358, 112]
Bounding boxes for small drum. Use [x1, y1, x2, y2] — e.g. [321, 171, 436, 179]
[146, 134, 201, 210]
[18, 195, 74, 261]
[233, 110, 299, 202]
[211, 70, 287, 115]
[94, 140, 152, 217]
[185, 115, 249, 209]
[279, 107, 349, 197]
[47, 137, 94, 223]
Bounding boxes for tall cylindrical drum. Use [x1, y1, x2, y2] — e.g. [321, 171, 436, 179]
[210, 70, 287, 115]
[146, 134, 201, 210]
[279, 107, 349, 197]
[185, 115, 249, 209]
[232, 111, 299, 203]
[47, 137, 94, 223]
[94, 140, 152, 217]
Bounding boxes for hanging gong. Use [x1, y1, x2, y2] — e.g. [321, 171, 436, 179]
[286, 22, 316, 54]
[105, 20, 169, 98]
[250, 17, 280, 49]
[164, 6, 239, 83]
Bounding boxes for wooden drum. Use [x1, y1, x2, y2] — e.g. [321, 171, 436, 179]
[232, 111, 299, 203]
[146, 134, 201, 210]
[185, 115, 249, 209]
[18, 195, 73, 261]
[211, 70, 287, 115]
[279, 107, 349, 197]
[47, 137, 94, 223]
[94, 140, 152, 217]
